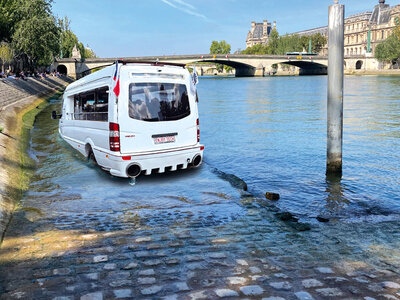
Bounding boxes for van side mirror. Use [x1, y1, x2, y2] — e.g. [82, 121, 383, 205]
[51, 111, 62, 119]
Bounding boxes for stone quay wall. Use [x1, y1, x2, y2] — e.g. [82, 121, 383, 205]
[0, 76, 72, 240]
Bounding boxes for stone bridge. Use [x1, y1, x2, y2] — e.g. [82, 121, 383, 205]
[52, 54, 379, 79]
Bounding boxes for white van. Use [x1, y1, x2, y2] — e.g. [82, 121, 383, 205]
[56, 61, 204, 178]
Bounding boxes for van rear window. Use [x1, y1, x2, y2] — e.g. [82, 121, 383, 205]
[128, 83, 190, 122]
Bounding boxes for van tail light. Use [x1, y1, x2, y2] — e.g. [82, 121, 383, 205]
[109, 122, 120, 152]
[196, 118, 200, 143]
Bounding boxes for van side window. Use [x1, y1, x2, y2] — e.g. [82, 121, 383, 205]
[74, 95, 82, 120]
[81, 92, 96, 120]
[73, 87, 109, 121]
[96, 87, 109, 121]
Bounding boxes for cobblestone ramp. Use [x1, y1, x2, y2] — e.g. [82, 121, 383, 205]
[1, 190, 400, 299]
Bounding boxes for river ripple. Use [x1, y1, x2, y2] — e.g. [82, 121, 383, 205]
[18, 75, 400, 271]
[199, 75, 400, 221]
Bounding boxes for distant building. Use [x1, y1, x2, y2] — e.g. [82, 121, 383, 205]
[291, 0, 400, 56]
[246, 20, 277, 48]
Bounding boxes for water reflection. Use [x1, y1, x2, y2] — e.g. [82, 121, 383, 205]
[325, 174, 349, 216]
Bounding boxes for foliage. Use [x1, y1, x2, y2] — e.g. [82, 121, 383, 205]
[209, 40, 231, 72]
[0, 0, 22, 42]
[59, 17, 96, 59]
[84, 47, 96, 59]
[12, 14, 60, 66]
[375, 18, 400, 63]
[59, 16, 78, 58]
[375, 34, 400, 63]
[0, 42, 13, 71]
[393, 17, 400, 41]
[210, 40, 231, 54]
[268, 29, 280, 55]
[241, 44, 269, 55]
[308, 33, 327, 53]
[0, 0, 96, 70]
[242, 32, 327, 56]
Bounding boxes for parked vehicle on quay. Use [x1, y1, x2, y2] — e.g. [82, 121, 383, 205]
[53, 61, 204, 178]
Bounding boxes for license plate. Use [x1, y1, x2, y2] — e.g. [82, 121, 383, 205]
[154, 136, 176, 144]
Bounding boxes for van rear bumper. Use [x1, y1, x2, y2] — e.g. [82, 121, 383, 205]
[104, 145, 204, 178]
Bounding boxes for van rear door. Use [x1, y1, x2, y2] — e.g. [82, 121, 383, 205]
[118, 81, 198, 154]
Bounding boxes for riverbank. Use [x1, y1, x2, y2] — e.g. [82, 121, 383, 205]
[0, 88, 66, 241]
[345, 69, 400, 75]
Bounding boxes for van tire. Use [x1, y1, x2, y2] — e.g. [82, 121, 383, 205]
[86, 145, 97, 165]
[88, 151, 97, 164]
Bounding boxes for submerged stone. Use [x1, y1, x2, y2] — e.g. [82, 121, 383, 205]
[382, 281, 400, 289]
[316, 216, 330, 223]
[211, 168, 248, 191]
[295, 291, 314, 300]
[215, 289, 238, 298]
[265, 192, 280, 201]
[240, 285, 264, 296]
[275, 212, 296, 222]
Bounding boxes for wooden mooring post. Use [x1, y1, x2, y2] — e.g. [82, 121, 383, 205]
[327, 0, 344, 175]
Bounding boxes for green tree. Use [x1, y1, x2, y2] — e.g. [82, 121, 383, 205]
[0, 0, 22, 42]
[209, 40, 231, 72]
[84, 47, 97, 59]
[393, 17, 400, 40]
[242, 32, 327, 56]
[375, 34, 400, 63]
[10, 0, 60, 67]
[277, 34, 302, 54]
[311, 33, 327, 53]
[59, 16, 78, 58]
[210, 40, 231, 54]
[12, 15, 60, 66]
[267, 29, 279, 54]
[59, 17, 96, 59]
[0, 42, 13, 72]
[241, 44, 268, 55]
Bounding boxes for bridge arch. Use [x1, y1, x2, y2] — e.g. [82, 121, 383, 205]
[272, 60, 328, 75]
[190, 59, 256, 77]
[56, 64, 68, 75]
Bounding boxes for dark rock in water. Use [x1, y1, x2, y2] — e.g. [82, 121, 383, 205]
[265, 192, 280, 201]
[275, 212, 296, 222]
[211, 168, 248, 191]
[292, 223, 311, 231]
[275, 212, 310, 231]
[240, 192, 254, 199]
[224, 173, 248, 191]
[316, 216, 330, 223]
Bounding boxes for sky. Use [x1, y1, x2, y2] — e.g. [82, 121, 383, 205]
[51, 0, 389, 58]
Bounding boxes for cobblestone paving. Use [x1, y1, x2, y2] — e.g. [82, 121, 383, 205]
[1, 185, 400, 300]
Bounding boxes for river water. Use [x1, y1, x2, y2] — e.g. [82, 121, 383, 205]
[18, 75, 400, 279]
[200, 75, 400, 222]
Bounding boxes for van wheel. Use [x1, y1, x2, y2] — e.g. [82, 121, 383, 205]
[86, 145, 97, 165]
[88, 151, 97, 164]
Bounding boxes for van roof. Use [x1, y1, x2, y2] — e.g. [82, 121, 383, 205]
[66, 61, 188, 93]
[118, 60, 186, 68]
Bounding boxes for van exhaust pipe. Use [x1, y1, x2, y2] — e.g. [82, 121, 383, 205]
[126, 164, 141, 178]
[192, 154, 202, 167]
